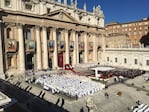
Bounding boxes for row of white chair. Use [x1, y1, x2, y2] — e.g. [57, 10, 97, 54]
[35, 74, 100, 98]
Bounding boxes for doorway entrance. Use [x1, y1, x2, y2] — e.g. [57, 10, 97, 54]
[58, 53, 63, 67]
[26, 54, 34, 70]
[79, 52, 84, 63]
[48, 58, 52, 69]
[69, 56, 72, 65]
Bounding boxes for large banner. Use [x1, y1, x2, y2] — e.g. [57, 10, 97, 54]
[48, 40, 54, 48]
[79, 42, 84, 50]
[6, 39, 17, 52]
[26, 40, 35, 52]
[58, 41, 65, 51]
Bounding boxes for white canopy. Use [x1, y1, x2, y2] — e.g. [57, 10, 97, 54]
[91, 67, 115, 72]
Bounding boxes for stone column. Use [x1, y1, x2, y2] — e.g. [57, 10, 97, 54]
[52, 28, 58, 69]
[65, 29, 69, 64]
[36, 26, 42, 70]
[0, 21, 5, 79]
[84, 32, 88, 63]
[42, 26, 48, 69]
[72, 30, 77, 65]
[76, 32, 79, 64]
[18, 24, 25, 73]
[93, 34, 97, 62]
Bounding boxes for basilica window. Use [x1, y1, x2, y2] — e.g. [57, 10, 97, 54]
[6, 28, 11, 39]
[107, 57, 109, 62]
[124, 58, 127, 64]
[115, 58, 118, 63]
[134, 59, 138, 65]
[5, 0, 11, 7]
[25, 3, 32, 11]
[47, 8, 51, 13]
[146, 60, 149, 66]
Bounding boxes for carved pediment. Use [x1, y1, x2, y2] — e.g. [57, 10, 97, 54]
[47, 9, 77, 23]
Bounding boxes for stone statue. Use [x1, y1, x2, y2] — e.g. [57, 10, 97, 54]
[83, 3, 86, 11]
[94, 5, 104, 18]
[95, 5, 101, 15]
[93, 6, 95, 12]
[70, 0, 73, 6]
[86, 97, 98, 112]
[74, 0, 77, 7]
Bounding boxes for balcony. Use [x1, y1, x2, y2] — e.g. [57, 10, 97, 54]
[69, 41, 74, 51]
[58, 41, 65, 52]
[88, 42, 93, 51]
[6, 39, 17, 53]
[26, 40, 35, 53]
[79, 42, 84, 51]
[48, 40, 54, 52]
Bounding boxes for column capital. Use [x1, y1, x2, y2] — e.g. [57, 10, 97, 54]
[42, 26, 47, 29]
[82, 31, 88, 36]
[35, 25, 41, 30]
[16, 23, 24, 28]
[91, 33, 97, 37]
[63, 28, 69, 32]
[80, 31, 87, 35]
[51, 27, 57, 31]
[70, 29, 76, 33]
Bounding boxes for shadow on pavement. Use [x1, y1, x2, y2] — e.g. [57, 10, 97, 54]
[0, 79, 69, 112]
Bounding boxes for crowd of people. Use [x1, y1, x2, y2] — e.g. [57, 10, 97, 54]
[35, 74, 100, 99]
[101, 68, 145, 79]
[113, 69, 145, 78]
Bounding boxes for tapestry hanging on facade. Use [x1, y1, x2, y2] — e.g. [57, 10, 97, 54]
[26, 40, 35, 52]
[6, 39, 17, 53]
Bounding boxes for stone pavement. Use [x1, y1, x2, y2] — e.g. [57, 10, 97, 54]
[6, 72, 149, 112]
